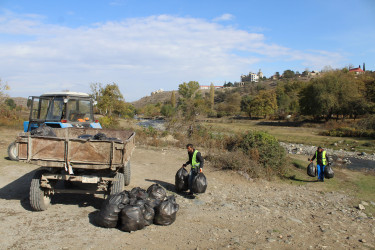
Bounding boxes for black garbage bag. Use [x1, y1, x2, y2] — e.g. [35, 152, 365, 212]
[78, 134, 93, 139]
[93, 133, 107, 140]
[120, 205, 145, 232]
[324, 165, 334, 179]
[30, 124, 56, 137]
[96, 191, 129, 228]
[147, 184, 167, 201]
[134, 199, 146, 208]
[129, 187, 149, 200]
[143, 203, 155, 226]
[175, 167, 189, 192]
[192, 173, 207, 194]
[307, 162, 317, 177]
[145, 197, 162, 208]
[154, 196, 179, 226]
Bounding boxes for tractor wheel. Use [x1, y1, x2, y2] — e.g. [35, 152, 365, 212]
[30, 170, 52, 211]
[7, 141, 18, 161]
[109, 172, 124, 195]
[124, 161, 131, 186]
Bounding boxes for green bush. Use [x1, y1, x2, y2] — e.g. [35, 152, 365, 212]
[98, 116, 119, 129]
[227, 131, 286, 175]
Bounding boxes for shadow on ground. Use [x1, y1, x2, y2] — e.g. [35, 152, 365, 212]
[287, 175, 319, 183]
[0, 168, 104, 211]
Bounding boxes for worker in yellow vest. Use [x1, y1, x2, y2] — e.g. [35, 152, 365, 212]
[310, 146, 330, 182]
[182, 143, 204, 196]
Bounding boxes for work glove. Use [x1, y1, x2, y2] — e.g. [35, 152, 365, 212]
[182, 164, 187, 168]
[199, 168, 203, 173]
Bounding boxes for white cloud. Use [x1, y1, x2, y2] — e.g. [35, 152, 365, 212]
[213, 13, 235, 22]
[0, 12, 346, 101]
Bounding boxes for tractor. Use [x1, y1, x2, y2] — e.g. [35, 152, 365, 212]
[8, 91, 101, 160]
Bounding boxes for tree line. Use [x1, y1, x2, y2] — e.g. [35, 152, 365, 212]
[136, 69, 375, 122]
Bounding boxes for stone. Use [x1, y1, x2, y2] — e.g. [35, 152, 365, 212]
[358, 204, 365, 210]
[288, 217, 302, 224]
[361, 201, 369, 206]
[359, 239, 367, 243]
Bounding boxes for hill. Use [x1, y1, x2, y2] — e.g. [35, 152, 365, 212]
[131, 90, 177, 109]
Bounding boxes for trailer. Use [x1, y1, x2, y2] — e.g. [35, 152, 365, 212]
[15, 127, 135, 211]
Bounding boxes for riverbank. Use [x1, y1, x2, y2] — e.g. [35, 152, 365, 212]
[280, 142, 375, 171]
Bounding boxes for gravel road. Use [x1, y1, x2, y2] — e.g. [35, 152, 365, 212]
[0, 128, 374, 249]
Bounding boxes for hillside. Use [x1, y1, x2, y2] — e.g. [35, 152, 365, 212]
[131, 90, 177, 109]
[131, 76, 314, 109]
[9, 97, 28, 108]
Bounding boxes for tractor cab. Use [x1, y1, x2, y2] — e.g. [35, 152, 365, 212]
[24, 92, 101, 132]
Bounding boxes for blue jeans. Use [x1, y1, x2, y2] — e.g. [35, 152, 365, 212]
[317, 164, 326, 181]
[188, 169, 198, 192]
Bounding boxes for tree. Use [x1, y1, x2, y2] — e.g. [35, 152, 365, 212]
[97, 83, 124, 116]
[302, 70, 309, 77]
[283, 69, 295, 79]
[177, 81, 205, 120]
[5, 98, 16, 110]
[251, 90, 277, 118]
[241, 95, 253, 118]
[299, 70, 365, 120]
[178, 81, 200, 99]
[209, 83, 215, 110]
[161, 104, 175, 117]
[170, 91, 176, 108]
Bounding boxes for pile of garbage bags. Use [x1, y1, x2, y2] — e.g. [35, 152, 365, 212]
[78, 133, 122, 142]
[30, 124, 56, 137]
[96, 184, 179, 232]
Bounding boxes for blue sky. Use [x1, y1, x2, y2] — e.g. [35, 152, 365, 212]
[0, 0, 374, 101]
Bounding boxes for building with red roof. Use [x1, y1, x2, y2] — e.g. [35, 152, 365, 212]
[349, 65, 365, 74]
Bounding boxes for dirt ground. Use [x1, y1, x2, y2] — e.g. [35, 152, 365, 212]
[0, 128, 374, 250]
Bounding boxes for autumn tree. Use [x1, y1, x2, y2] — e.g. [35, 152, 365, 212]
[251, 90, 277, 118]
[209, 83, 215, 110]
[178, 81, 204, 120]
[241, 95, 253, 118]
[170, 91, 176, 108]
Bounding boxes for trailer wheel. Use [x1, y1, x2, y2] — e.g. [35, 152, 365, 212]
[7, 141, 18, 161]
[30, 170, 52, 211]
[110, 172, 124, 195]
[124, 161, 131, 186]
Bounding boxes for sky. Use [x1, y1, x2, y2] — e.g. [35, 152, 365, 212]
[0, 0, 374, 102]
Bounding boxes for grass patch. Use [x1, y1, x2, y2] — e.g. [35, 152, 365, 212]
[284, 154, 375, 216]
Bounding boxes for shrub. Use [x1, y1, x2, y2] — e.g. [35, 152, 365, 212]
[98, 116, 119, 129]
[226, 131, 287, 176]
[206, 150, 265, 178]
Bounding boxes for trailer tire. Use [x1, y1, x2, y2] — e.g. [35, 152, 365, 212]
[30, 170, 52, 211]
[7, 141, 18, 161]
[124, 161, 131, 186]
[110, 172, 124, 195]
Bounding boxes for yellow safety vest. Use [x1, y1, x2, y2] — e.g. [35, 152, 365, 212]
[192, 150, 200, 169]
[315, 150, 327, 165]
